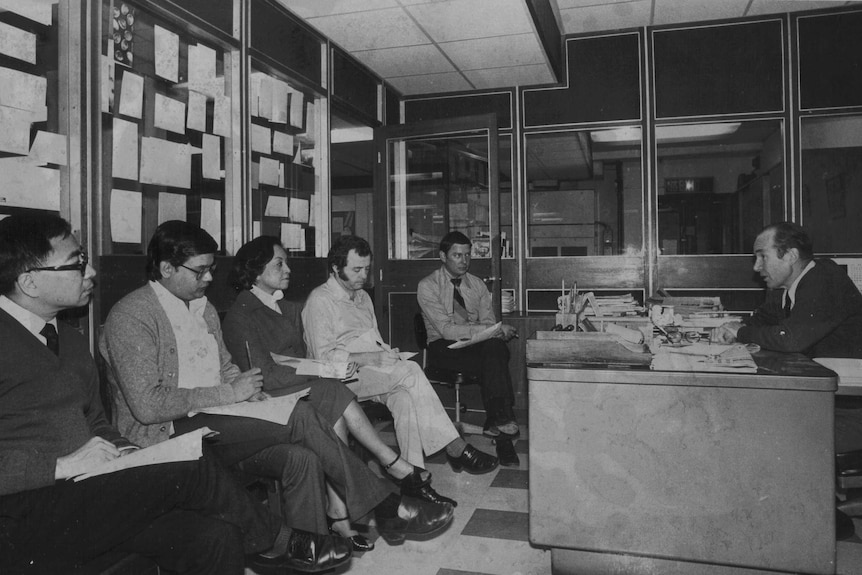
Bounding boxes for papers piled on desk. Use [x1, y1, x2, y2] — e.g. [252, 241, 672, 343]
[651, 343, 757, 373]
[582, 293, 644, 317]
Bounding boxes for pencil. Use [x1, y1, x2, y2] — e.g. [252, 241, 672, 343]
[245, 341, 254, 369]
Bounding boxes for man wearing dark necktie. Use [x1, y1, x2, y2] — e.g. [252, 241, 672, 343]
[418, 231, 520, 442]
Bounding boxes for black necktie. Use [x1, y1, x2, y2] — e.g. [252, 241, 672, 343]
[783, 295, 792, 318]
[451, 278, 468, 321]
[41, 323, 59, 356]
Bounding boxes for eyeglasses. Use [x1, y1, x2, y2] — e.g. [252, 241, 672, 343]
[28, 252, 89, 276]
[178, 263, 217, 280]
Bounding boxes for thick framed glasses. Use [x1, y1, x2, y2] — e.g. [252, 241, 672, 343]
[179, 263, 217, 280]
[28, 252, 89, 276]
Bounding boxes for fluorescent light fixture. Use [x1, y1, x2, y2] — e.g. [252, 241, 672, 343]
[590, 123, 741, 144]
[331, 126, 373, 143]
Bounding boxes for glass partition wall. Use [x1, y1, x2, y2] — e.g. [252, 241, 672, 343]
[330, 110, 375, 253]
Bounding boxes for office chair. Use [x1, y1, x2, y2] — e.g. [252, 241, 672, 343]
[413, 312, 483, 435]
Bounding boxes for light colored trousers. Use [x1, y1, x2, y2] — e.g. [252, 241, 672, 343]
[348, 360, 459, 468]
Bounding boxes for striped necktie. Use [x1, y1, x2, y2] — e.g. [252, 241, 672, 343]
[452, 278, 468, 321]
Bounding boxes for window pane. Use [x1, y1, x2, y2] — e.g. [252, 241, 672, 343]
[801, 115, 862, 254]
[331, 111, 374, 252]
[657, 120, 784, 255]
[525, 129, 643, 257]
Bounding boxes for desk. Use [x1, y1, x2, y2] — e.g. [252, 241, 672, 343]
[528, 350, 838, 575]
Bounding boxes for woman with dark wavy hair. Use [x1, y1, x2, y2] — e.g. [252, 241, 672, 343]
[223, 236, 455, 550]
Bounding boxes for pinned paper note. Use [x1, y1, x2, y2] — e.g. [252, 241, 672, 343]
[0, 0, 53, 26]
[118, 70, 144, 119]
[154, 93, 186, 134]
[250, 72, 262, 117]
[289, 197, 309, 224]
[257, 74, 273, 121]
[0, 157, 59, 211]
[188, 43, 216, 83]
[259, 157, 280, 187]
[28, 131, 68, 166]
[110, 189, 142, 243]
[200, 198, 222, 249]
[0, 67, 46, 112]
[265, 195, 289, 218]
[251, 124, 271, 154]
[281, 222, 304, 250]
[0, 105, 32, 155]
[271, 78, 289, 124]
[202, 133, 221, 180]
[140, 136, 190, 189]
[212, 94, 230, 137]
[289, 87, 304, 129]
[101, 56, 114, 113]
[250, 160, 260, 189]
[0, 21, 36, 64]
[186, 91, 207, 132]
[273, 131, 294, 156]
[154, 25, 179, 83]
[158, 192, 186, 224]
[111, 117, 139, 181]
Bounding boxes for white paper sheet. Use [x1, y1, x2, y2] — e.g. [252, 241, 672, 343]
[270, 354, 351, 379]
[281, 222, 303, 250]
[74, 427, 215, 482]
[140, 136, 190, 189]
[0, 21, 35, 63]
[257, 74, 273, 120]
[28, 130, 67, 166]
[186, 90, 207, 132]
[154, 93, 186, 134]
[188, 43, 216, 83]
[154, 25, 179, 83]
[259, 157, 280, 187]
[250, 160, 260, 189]
[251, 123, 271, 154]
[0, 0, 53, 26]
[118, 70, 144, 119]
[110, 189, 142, 243]
[0, 105, 31, 155]
[250, 72, 262, 117]
[271, 78, 289, 124]
[289, 87, 304, 128]
[158, 192, 186, 224]
[289, 197, 309, 224]
[0, 67, 46, 112]
[192, 389, 310, 425]
[101, 56, 114, 113]
[447, 322, 501, 349]
[212, 94, 230, 137]
[111, 117, 139, 180]
[202, 133, 221, 180]
[200, 198, 221, 249]
[272, 131, 294, 156]
[264, 194, 289, 217]
[0, 157, 59, 210]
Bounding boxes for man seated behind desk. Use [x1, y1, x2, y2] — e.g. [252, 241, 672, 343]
[712, 221, 862, 453]
[417, 231, 520, 439]
[222, 236, 456, 547]
[302, 235, 499, 487]
[100, 221, 454, 570]
[0, 214, 292, 574]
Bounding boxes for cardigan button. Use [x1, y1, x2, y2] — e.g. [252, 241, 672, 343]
[159, 425, 166, 432]
[169, 348, 176, 354]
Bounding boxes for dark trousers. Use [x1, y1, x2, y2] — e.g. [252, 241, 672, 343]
[0, 455, 277, 575]
[175, 400, 391, 534]
[427, 337, 515, 418]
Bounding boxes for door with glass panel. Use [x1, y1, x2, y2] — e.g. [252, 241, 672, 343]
[373, 115, 501, 348]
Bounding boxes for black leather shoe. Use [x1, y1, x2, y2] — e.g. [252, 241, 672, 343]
[495, 437, 520, 467]
[402, 482, 457, 508]
[375, 495, 455, 545]
[327, 516, 375, 553]
[256, 529, 352, 573]
[447, 444, 498, 474]
[387, 459, 457, 507]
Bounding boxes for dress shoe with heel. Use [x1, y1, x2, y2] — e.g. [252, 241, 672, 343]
[447, 444, 499, 474]
[375, 495, 455, 545]
[495, 436, 520, 467]
[326, 516, 374, 553]
[383, 455, 457, 507]
[254, 528, 352, 573]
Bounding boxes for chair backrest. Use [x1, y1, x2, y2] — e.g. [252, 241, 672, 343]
[413, 311, 429, 351]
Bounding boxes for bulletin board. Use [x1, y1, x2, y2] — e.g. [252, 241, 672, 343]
[100, 0, 236, 253]
[0, 1, 65, 217]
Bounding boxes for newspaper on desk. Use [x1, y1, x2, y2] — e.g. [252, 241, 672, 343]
[73, 427, 216, 482]
[190, 388, 310, 425]
[651, 342, 758, 373]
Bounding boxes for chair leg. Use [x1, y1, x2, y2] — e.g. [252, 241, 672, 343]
[454, 383, 461, 424]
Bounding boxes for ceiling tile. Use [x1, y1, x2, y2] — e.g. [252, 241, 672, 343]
[746, 0, 848, 16]
[464, 63, 555, 89]
[653, 0, 749, 26]
[280, 0, 399, 19]
[441, 34, 547, 70]
[306, 9, 430, 51]
[406, 0, 535, 42]
[387, 71, 473, 95]
[559, 1, 652, 34]
[353, 45, 456, 77]
[556, 0, 634, 8]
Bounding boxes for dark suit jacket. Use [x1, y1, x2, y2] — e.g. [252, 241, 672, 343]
[738, 259, 862, 358]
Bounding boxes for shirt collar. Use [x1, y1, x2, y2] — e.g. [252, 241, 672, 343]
[0, 294, 57, 340]
[250, 285, 284, 313]
[785, 260, 816, 308]
[150, 280, 208, 316]
[325, 274, 366, 303]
